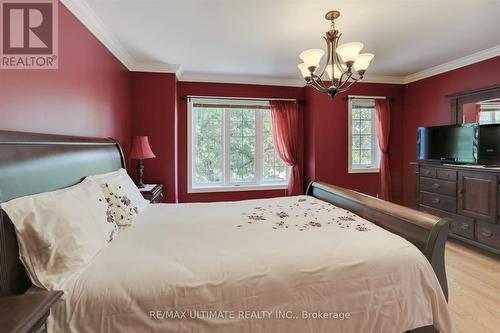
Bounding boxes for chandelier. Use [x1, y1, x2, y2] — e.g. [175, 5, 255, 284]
[297, 10, 374, 98]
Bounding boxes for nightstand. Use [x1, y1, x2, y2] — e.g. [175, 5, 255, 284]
[139, 184, 163, 203]
[0, 290, 63, 333]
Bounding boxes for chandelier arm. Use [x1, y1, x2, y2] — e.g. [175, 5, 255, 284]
[310, 75, 331, 93]
[316, 37, 331, 79]
[309, 76, 329, 93]
[333, 36, 345, 74]
[335, 70, 350, 89]
[330, 34, 335, 86]
[342, 71, 359, 87]
[339, 75, 360, 92]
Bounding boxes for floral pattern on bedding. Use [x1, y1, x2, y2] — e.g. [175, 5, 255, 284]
[237, 196, 372, 232]
[98, 198, 119, 241]
[100, 183, 140, 226]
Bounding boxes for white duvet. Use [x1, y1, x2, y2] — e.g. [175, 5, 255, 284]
[49, 196, 455, 333]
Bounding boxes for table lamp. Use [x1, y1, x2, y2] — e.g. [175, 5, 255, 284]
[130, 136, 156, 188]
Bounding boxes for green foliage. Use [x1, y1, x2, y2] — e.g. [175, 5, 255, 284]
[351, 106, 375, 167]
[194, 107, 286, 185]
[194, 108, 223, 183]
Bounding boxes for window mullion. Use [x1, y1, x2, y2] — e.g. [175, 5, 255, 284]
[255, 110, 263, 185]
[372, 110, 376, 168]
[223, 109, 231, 186]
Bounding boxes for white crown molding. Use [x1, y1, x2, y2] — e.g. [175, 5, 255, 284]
[403, 45, 500, 84]
[361, 75, 404, 85]
[178, 73, 405, 87]
[130, 62, 181, 73]
[178, 73, 306, 87]
[60, 0, 134, 69]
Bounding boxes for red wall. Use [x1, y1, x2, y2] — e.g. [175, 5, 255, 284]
[130, 72, 177, 203]
[2, 2, 497, 207]
[0, 3, 132, 152]
[402, 56, 500, 207]
[177, 81, 305, 202]
[304, 82, 405, 203]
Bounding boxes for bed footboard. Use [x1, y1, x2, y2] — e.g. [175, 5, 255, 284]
[306, 181, 450, 301]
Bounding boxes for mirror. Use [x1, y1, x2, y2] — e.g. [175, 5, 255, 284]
[463, 99, 500, 124]
[447, 85, 500, 124]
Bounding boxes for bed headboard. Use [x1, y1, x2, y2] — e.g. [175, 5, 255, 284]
[0, 130, 125, 296]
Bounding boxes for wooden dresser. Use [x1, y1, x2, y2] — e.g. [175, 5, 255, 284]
[414, 162, 500, 255]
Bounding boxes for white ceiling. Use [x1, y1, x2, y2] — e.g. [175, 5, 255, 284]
[64, 0, 500, 84]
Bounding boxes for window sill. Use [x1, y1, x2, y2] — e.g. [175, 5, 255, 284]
[348, 168, 380, 174]
[188, 184, 288, 193]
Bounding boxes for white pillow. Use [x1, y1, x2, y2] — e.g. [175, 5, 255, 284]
[1, 180, 117, 290]
[85, 168, 149, 226]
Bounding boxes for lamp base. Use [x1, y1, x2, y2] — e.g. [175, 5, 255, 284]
[137, 159, 145, 188]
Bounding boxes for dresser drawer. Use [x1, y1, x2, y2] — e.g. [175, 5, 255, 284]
[420, 167, 437, 178]
[437, 169, 457, 181]
[476, 220, 500, 250]
[419, 177, 457, 196]
[420, 191, 457, 213]
[419, 205, 474, 239]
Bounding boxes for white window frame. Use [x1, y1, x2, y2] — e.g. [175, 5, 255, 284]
[187, 97, 290, 193]
[348, 96, 381, 174]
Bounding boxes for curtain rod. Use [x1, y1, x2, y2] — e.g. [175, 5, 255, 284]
[181, 95, 304, 103]
[345, 95, 395, 102]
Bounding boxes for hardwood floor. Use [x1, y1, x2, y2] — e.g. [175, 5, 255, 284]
[446, 239, 500, 333]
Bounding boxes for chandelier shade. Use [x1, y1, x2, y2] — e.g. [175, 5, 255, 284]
[297, 63, 311, 78]
[299, 49, 325, 70]
[297, 10, 374, 98]
[354, 53, 375, 71]
[336, 42, 364, 63]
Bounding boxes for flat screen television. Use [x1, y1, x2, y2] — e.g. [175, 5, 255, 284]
[417, 124, 478, 164]
[417, 124, 500, 165]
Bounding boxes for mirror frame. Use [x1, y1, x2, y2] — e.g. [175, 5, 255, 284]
[447, 85, 500, 124]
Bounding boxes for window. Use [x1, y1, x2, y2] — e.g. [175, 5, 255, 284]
[348, 97, 381, 173]
[188, 98, 289, 192]
[479, 104, 500, 124]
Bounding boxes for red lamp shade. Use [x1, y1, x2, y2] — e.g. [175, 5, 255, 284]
[130, 136, 156, 160]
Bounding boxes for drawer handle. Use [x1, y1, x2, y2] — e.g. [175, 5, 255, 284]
[432, 183, 440, 189]
[481, 229, 493, 238]
[460, 223, 470, 230]
[450, 222, 457, 229]
[432, 198, 440, 204]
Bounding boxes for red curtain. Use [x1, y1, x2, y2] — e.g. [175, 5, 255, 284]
[375, 99, 392, 201]
[475, 104, 481, 123]
[269, 101, 302, 195]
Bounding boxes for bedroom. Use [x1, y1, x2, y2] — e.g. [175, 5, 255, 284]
[0, 0, 499, 332]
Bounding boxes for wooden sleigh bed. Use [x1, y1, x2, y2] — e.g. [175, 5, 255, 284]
[0, 130, 450, 333]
